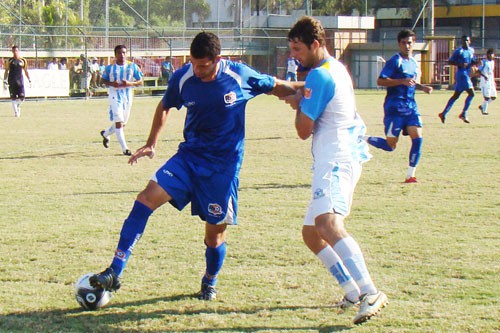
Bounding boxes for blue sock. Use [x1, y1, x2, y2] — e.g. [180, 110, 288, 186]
[409, 137, 423, 167]
[367, 137, 394, 152]
[110, 200, 153, 276]
[202, 242, 227, 287]
[462, 95, 474, 117]
[442, 97, 456, 116]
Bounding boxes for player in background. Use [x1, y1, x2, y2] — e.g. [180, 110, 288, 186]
[99, 45, 143, 156]
[281, 16, 387, 325]
[286, 56, 299, 81]
[438, 35, 476, 124]
[477, 48, 497, 115]
[89, 32, 303, 301]
[3, 46, 31, 118]
[366, 29, 433, 183]
[160, 56, 175, 85]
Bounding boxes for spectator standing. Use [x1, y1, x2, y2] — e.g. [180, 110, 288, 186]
[59, 57, 67, 70]
[47, 57, 59, 70]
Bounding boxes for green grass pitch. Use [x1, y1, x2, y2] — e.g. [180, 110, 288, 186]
[0, 90, 498, 332]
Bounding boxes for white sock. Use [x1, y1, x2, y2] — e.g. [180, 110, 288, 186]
[11, 100, 19, 116]
[317, 246, 360, 301]
[103, 124, 115, 137]
[334, 237, 377, 296]
[115, 127, 128, 151]
[482, 100, 488, 113]
[407, 166, 416, 179]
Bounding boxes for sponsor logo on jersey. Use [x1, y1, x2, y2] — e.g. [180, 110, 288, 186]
[313, 188, 325, 200]
[304, 87, 312, 99]
[162, 169, 173, 177]
[224, 91, 237, 105]
[208, 203, 223, 216]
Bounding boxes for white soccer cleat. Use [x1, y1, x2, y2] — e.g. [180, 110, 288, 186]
[353, 290, 388, 325]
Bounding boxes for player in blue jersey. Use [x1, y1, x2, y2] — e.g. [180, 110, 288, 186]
[89, 32, 303, 301]
[282, 16, 387, 325]
[366, 29, 433, 183]
[439, 35, 476, 124]
[100, 45, 143, 156]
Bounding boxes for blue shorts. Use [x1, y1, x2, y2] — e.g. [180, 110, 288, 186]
[152, 152, 239, 225]
[455, 73, 473, 92]
[384, 113, 422, 138]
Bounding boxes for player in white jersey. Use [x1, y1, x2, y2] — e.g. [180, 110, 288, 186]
[478, 48, 497, 115]
[282, 16, 387, 325]
[100, 45, 143, 156]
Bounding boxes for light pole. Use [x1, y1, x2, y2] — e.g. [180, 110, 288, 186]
[482, 0, 485, 49]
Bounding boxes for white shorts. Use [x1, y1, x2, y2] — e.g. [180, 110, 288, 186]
[481, 83, 497, 99]
[109, 90, 132, 124]
[303, 161, 362, 226]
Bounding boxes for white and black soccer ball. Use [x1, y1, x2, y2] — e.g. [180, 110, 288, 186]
[74, 273, 112, 310]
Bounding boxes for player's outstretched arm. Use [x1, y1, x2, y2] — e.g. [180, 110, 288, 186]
[271, 78, 304, 98]
[128, 100, 171, 165]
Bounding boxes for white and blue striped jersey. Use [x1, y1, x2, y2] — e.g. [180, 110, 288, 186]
[300, 57, 371, 164]
[102, 61, 143, 104]
[161, 59, 275, 170]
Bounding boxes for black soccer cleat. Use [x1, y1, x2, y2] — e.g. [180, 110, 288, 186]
[198, 283, 217, 301]
[100, 130, 109, 148]
[123, 149, 132, 156]
[89, 267, 121, 291]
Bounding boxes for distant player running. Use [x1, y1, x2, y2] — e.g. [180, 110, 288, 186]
[3, 46, 31, 118]
[366, 29, 432, 183]
[100, 45, 143, 156]
[439, 35, 476, 124]
[477, 48, 497, 115]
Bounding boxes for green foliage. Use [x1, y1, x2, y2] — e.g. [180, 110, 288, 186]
[0, 91, 498, 332]
[0, 0, 210, 29]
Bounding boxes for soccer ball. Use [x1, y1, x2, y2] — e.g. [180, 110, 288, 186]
[74, 273, 112, 310]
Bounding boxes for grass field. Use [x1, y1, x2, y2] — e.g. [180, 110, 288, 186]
[0, 90, 498, 333]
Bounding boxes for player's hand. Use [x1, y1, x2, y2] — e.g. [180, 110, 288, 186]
[424, 86, 433, 94]
[280, 89, 303, 110]
[128, 145, 155, 165]
[404, 78, 416, 87]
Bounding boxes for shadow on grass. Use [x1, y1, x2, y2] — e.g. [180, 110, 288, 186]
[240, 183, 310, 191]
[0, 293, 353, 333]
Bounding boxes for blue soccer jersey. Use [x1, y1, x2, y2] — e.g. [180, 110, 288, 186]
[162, 59, 275, 170]
[379, 53, 419, 116]
[449, 47, 475, 91]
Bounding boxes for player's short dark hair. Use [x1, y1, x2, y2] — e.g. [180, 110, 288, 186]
[397, 29, 416, 42]
[190, 32, 221, 61]
[11, 45, 19, 51]
[486, 48, 495, 56]
[288, 16, 326, 48]
[114, 44, 127, 55]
